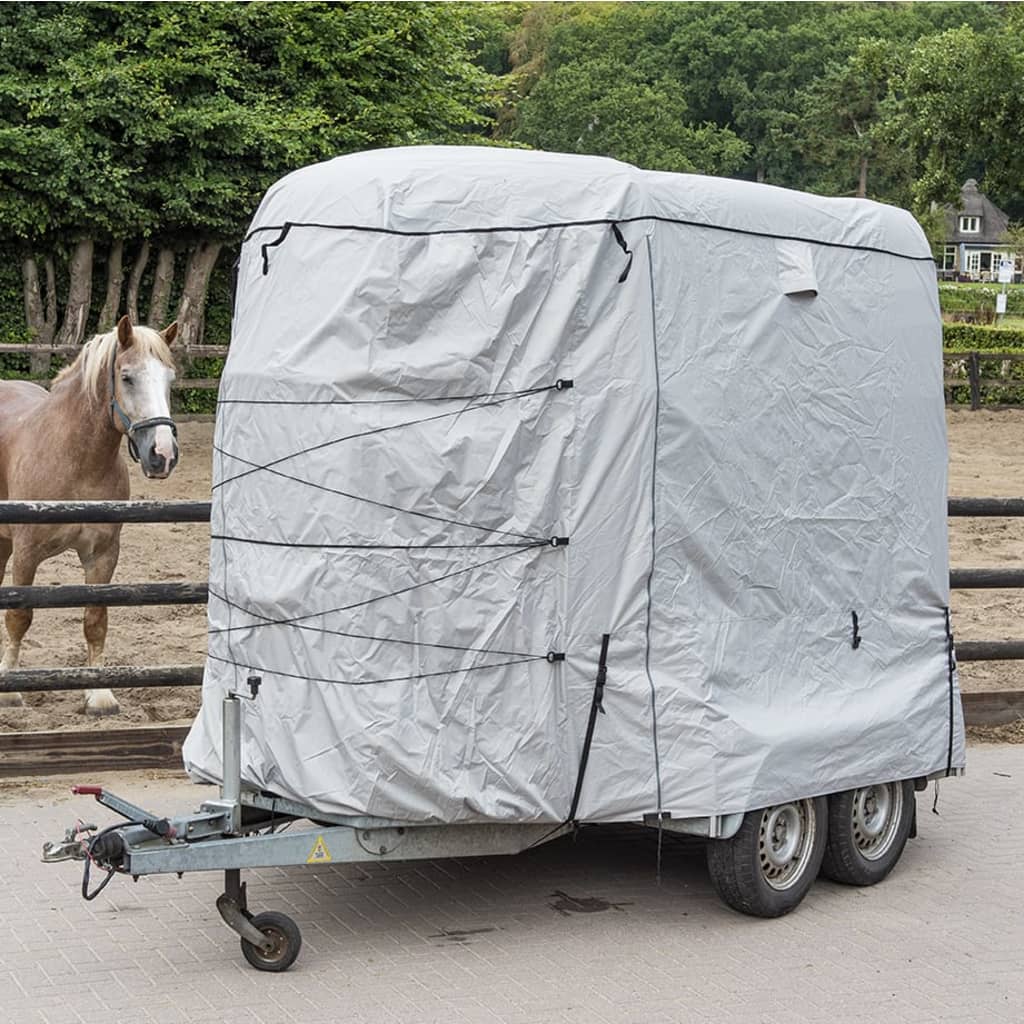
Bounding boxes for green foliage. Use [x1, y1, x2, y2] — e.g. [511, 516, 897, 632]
[173, 353, 225, 414]
[515, 55, 747, 173]
[1001, 222, 1024, 256]
[0, 2, 496, 249]
[468, 1, 1011, 207]
[942, 324, 1024, 351]
[0, 1, 498, 373]
[898, 17, 1024, 208]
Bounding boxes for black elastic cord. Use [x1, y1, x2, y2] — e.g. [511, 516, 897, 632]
[206, 651, 547, 688]
[213, 383, 560, 491]
[217, 381, 574, 407]
[566, 634, 611, 826]
[944, 607, 956, 775]
[207, 545, 545, 636]
[261, 223, 292, 274]
[242, 215, 937, 264]
[209, 534, 547, 551]
[210, 445, 543, 542]
[208, 585, 547, 660]
[611, 223, 634, 283]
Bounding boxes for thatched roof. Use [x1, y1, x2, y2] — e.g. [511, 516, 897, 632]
[944, 179, 1010, 244]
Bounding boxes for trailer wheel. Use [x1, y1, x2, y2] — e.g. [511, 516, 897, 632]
[240, 911, 302, 972]
[820, 780, 915, 886]
[706, 796, 827, 918]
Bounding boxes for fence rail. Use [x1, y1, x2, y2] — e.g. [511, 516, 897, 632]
[0, 582, 207, 610]
[4, 348, 1021, 407]
[0, 343, 228, 358]
[943, 350, 1024, 409]
[0, 500, 211, 523]
[0, 498, 1021, 705]
[0, 665, 203, 694]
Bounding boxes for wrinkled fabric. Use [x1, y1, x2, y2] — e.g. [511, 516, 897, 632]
[183, 146, 964, 823]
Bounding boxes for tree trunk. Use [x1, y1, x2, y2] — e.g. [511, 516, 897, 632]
[147, 246, 175, 327]
[125, 239, 150, 325]
[44, 256, 56, 335]
[857, 154, 869, 198]
[54, 239, 95, 348]
[175, 241, 223, 351]
[21, 256, 57, 375]
[97, 240, 125, 332]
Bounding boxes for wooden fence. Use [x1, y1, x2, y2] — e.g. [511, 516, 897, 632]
[0, 342, 227, 402]
[2, 344, 1023, 410]
[943, 350, 1024, 409]
[0, 496, 1022, 775]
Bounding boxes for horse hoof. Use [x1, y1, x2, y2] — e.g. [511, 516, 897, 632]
[84, 701, 120, 717]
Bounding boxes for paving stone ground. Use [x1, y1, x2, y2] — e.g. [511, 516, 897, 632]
[1, 744, 1021, 1024]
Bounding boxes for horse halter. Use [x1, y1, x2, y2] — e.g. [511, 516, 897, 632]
[108, 350, 178, 463]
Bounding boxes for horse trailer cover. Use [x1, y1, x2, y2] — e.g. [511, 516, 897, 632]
[183, 146, 965, 825]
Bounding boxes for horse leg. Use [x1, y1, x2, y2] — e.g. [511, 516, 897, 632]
[0, 539, 21, 707]
[0, 550, 38, 706]
[80, 539, 121, 717]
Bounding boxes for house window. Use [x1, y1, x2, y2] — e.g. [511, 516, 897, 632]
[942, 246, 957, 271]
[959, 216, 980, 233]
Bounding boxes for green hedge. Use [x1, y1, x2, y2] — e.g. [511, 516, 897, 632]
[942, 324, 1024, 351]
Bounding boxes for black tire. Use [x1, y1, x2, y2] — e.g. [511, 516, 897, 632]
[706, 796, 828, 918]
[240, 911, 302, 972]
[820, 780, 915, 886]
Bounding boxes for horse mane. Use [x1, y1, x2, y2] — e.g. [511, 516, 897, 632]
[53, 325, 174, 401]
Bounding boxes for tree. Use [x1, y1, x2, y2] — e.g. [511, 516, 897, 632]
[472, 1, 1008, 201]
[0, 2, 495, 352]
[898, 18, 1024, 210]
[514, 56, 747, 174]
[794, 38, 915, 203]
[504, 4, 747, 174]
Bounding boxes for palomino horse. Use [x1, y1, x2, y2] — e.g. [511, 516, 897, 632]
[0, 315, 179, 715]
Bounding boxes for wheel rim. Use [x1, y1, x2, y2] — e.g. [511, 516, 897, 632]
[851, 782, 903, 861]
[758, 799, 816, 891]
[249, 926, 288, 965]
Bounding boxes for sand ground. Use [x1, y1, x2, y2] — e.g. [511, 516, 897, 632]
[1, 410, 1022, 732]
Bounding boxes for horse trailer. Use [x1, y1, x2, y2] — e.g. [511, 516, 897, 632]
[46, 147, 963, 970]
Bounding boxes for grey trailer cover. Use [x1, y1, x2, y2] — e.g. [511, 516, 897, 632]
[184, 146, 964, 823]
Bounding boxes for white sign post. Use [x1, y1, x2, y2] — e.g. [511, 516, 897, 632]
[997, 258, 1014, 324]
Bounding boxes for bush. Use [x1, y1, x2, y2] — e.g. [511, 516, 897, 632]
[944, 326, 1024, 405]
[173, 353, 225, 415]
[942, 324, 1024, 351]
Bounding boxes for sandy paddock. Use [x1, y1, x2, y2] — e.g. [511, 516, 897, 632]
[1, 410, 1022, 733]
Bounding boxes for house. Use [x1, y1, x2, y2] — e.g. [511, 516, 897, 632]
[937, 179, 1020, 282]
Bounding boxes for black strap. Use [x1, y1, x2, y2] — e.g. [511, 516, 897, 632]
[261, 223, 293, 275]
[610, 224, 634, 283]
[944, 607, 956, 775]
[566, 633, 611, 825]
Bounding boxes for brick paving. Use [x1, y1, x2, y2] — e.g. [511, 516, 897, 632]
[1, 743, 1022, 1024]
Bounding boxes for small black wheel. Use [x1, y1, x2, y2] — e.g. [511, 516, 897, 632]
[820, 780, 915, 886]
[240, 911, 302, 972]
[706, 796, 827, 918]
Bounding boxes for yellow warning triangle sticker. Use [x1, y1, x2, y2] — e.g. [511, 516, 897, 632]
[306, 834, 332, 864]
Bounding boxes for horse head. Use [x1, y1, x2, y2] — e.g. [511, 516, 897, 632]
[110, 315, 180, 479]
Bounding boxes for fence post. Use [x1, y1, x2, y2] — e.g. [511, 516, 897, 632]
[968, 350, 982, 410]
